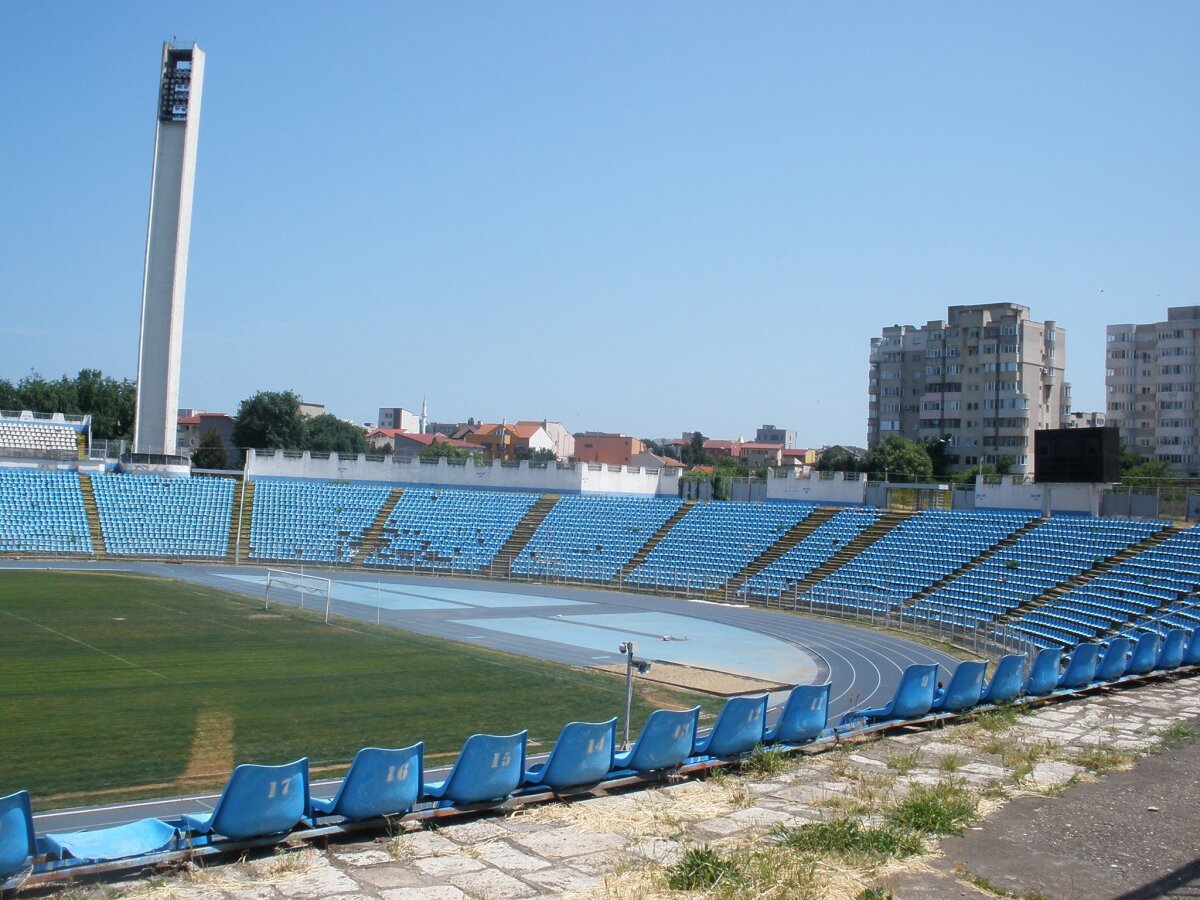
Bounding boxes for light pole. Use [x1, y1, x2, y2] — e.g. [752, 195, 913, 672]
[618, 640, 652, 750]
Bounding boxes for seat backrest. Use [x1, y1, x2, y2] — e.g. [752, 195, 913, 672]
[699, 695, 768, 757]
[1184, 628, 1200, 666]
[1157, 628, 1189, 671]
[441, 732, 528, 804]
[771, 683, 831, 744]
[0, 791, 35, 880]
[1095, 638, 1132, 682]
[1023, 647, 1063, 696]
[1058, 643, 1101, 689]
[936, 660, 988, 712]
[327, 745, 423, 821]
[890, 663, 940, 718]
[980, 654, 1026, 703]
[209, 759, 309, 840]
[1127, 632, 1162, 675]
[534, 719, 617, 790]
[624, 708, 700, 772]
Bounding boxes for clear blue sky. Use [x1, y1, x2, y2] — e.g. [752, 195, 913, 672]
[2, 2, 1197, 445]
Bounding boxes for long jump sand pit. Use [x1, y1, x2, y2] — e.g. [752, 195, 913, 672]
[596, 660, 789, 697]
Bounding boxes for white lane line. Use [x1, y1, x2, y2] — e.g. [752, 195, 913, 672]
[0, 608, 169, 680]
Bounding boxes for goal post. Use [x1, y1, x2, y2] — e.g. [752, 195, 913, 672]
[264, 568, 335, 623]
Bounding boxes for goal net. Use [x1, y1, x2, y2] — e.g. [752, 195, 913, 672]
[264, 568, 334, 622]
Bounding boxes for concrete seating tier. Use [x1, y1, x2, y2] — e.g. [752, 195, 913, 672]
[804, 509, 1034, 611]
[0, 469, 91, 554]
[0, 422, 78, 456]
[741, 507, 881, 598]
[624, 501, 818, 591]
[512, 495, 682, 582]
[1011, 526, 1200, 648]
[366, 488, 538, 572]
[249, 480, 392, 564]
[91, 473, 234, 558]
[906, 516, 1169, 630]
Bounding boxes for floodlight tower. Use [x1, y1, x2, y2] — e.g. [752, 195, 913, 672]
[133, 42, 205, 457]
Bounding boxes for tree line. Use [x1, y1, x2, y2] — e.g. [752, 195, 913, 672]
[0, 370, 135, 440]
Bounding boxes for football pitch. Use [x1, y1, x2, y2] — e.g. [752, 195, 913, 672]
[0, 570, 710, 807]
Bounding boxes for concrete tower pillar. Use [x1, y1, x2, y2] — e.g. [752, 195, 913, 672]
[133, 43, 205, 457]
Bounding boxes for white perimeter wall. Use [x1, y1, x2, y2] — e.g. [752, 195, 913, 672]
[245, 450, 682, 495]
[766, 471, 868, 504]
[973, 477, 1107, 515]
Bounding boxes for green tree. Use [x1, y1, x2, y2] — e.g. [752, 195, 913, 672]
[0, 369, 135, 440]
[862, 436, 934, 482]
[303, 414, 368, 454]
[815, 448, 861, 473]
[922, 435, 958, 478]
[515, 446, 557, 463]
[232, 390, 305, 451]
[190, 428, 230, 469]
[419, 440, 475, 460]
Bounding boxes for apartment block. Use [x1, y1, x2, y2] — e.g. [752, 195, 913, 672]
[1107, 306, 1200, 475]
[867, 302, 1069, 475]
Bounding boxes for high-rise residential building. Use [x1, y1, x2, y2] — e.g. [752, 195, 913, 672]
[1106, 306, 1200, 475]
[867, 302, 1069, 476]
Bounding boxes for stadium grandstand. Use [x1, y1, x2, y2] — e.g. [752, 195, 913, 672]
[6, 436, 1200, 888]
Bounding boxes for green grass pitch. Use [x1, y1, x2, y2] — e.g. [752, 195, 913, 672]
[0, 571, 711, 807]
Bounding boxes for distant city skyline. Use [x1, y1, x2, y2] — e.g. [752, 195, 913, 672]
[2, 3, 1197, 445]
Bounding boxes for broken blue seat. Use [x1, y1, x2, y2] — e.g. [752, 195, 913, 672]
[691, 695, 768, 759]
[311, 744, 423, 821]
[523, 719, 616, 792]
[424, 732, 527, 807]
[764, 682, 831, 745]
[840, 664, 938, 726]
[43, 819, 178, 863]
[181, 758, 309, 843]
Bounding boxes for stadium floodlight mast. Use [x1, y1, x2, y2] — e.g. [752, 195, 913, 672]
[618, 641, 652, 750]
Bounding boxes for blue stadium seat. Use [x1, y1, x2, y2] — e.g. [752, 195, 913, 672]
[1023, 647, 1063, 696]
[1095, 638, 1132, 682]
[310, 745, 424, 821]
[691, 695, 768, 759]
[43, 819, 178, 863]
[840, 664, 938, 725]
[0, 791, 35, 881]
[180, 759, 309, 843]
[1184, 628, 1200, 666]
[1057, 643, 1101, 690]
[1156, 628, 1189, 671]
[931, 660, 988, 712]
[523, 719, 617, 791]
[424, 732, 528, 807]
[611, 708, 700, 774]
[1125, 632, 1162, 677]
[763, 683, 831, 745]
[980, 654, 1026, 704]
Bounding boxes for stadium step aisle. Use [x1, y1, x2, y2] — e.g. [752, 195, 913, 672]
[353, 487, 405, 563]
[727, 505, 841, 594]
[492, 493, 562, 574]
[612, 499, 696, 583]
[78, 473, 107, 556]
[788, 508, 912, 595]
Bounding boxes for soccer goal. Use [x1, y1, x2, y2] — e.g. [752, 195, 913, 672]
[264, 568, 335, 623]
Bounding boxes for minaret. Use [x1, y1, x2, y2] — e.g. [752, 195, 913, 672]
[133, 42, 205, 457]
[420, 398, 428, 434]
